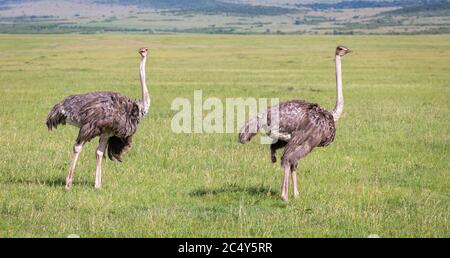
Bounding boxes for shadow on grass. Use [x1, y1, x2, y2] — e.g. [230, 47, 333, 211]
[190, 184, 278, 198]
[4, 177, 92, 188]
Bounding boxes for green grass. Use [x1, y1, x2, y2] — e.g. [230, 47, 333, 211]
[0, 34, 449, 237]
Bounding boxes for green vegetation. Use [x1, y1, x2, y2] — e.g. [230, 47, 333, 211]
[384, 0, 450, 15]
[0, 35, 449, 237]
[299, 0, 406, 9]
[96, 0, 294, 16]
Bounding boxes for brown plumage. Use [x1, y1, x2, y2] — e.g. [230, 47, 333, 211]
[239, 46, 351, 201]
[46, 47, 151, 189]
[239, 100, 335, 163]
[47, 92, 140, 161]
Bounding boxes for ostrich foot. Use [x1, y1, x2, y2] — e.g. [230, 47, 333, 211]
[65, 180, 73, 190]
[271, 155, 277, 163]
[281, 194, 288, 202]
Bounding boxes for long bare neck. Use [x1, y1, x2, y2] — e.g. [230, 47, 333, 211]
[331, 55, 343, 122]
[139, 56, 150, 116]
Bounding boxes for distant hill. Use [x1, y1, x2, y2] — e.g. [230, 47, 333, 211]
[95, 0, 294, 15]
[383, 0, 450, 14]
[298, 0, 450, 10]
[223, 0, 404, 5]
[299, 0, 409, 9]
[0, 0, 449, 34]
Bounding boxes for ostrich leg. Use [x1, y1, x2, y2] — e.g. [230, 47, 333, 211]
[281, 165, 290, 201]
[94, 137, 108, 189]
[270, 140, 287, 163]
[65, 142, 84, 190]
[280, 132, 316, 201]
[291, 164, 299, 198]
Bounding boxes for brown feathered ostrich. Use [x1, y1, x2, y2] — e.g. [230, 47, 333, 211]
[46, 47, 150, 190]
[239, 46, 351, 201]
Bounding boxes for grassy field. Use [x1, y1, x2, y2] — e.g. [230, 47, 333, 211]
[0, 34, 449, 237]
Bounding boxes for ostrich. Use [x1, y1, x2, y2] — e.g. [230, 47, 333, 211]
[239, 46, 351, 201]
[46, 47, 150, 190]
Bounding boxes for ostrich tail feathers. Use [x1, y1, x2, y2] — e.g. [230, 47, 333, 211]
[46, 103, 66, 130]
[107, 136, 133, 162]
[239, 117, 259, 144]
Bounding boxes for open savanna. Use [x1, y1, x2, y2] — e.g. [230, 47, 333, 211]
[0, 34, 448, 237]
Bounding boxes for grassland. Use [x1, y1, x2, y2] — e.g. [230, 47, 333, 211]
[0, 34, 449, 237]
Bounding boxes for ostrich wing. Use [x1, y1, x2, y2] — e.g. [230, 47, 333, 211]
[271, 100, 320, 136]
[75, 92, 140, 144]
[274, 100, 336, 147]
[240, 100, 334, 144]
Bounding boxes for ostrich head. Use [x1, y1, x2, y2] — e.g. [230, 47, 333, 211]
[336, 46, 351, 56]
[139, 47, 148, 58]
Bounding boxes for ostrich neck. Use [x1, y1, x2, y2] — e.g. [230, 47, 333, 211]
[139, 56, 150, 116]
[332, 55, 343, 122]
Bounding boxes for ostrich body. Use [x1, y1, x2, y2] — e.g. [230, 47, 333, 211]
[239, 46, 351, 201]
[46, 48, 150, 189]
